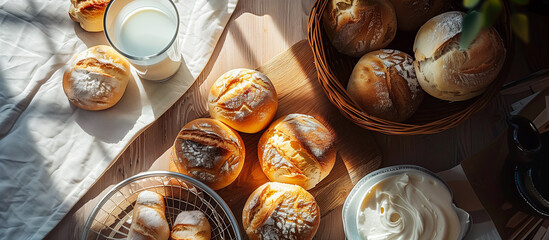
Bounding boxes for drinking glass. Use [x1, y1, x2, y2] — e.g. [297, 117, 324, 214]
[104, 0, 181, 81]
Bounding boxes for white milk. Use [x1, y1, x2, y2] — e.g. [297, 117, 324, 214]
[118, 7, 176, 57]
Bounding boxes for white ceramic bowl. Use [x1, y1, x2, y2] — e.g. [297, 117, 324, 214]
[342, 165, 471, 239]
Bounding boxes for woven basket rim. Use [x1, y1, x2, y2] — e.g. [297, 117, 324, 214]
[307, 0, 513, 135]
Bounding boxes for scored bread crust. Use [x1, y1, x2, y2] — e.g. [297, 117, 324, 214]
[258, 114, 336, 190]
[413, 11, 506, 101]
[242, 182, 321, 240]
[62, 45, 131, 111]
[170, 210, 211, 240]
[69, 0, 110, 32]
[347, 49, 424, 122]
[128, 191, 170, 240]
[322, 0, 397, 57]
[208, 69, 278, 133]
[170, 118, 245, 190]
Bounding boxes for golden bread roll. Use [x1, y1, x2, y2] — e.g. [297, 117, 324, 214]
[170, 211, 211, 240]
[208, 69, 278, 133]
[413, 11, 506, 101]
[170, 118, 245, 190]
[389, 0, 445, 31]
[322, 0, 397, 57]
[347, 49, 424, 122]
[69, 0, 110, 32]
[63, 45, 131, 111]
[243, 182, 320, 240]
[258, 114, 336, 190]
[128, 191, 170, 240]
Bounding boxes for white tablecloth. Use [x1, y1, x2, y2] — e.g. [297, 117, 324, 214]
[0, 0, 237, 238]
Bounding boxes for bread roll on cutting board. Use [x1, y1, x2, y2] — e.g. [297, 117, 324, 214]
[242, 182, 320, 240]
[170, 118, 245, 190]
[413, 11, 505, 101]
[258, 114, 336, 190]
[170, 211, 211, 240]
[208, 68, 278, 133]
[128, 191, 170, 240]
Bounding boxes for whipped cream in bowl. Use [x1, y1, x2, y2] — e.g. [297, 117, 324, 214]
[343, 165, 471, 240]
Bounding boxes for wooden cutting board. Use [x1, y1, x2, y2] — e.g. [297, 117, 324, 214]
[150, 40, 382, 236]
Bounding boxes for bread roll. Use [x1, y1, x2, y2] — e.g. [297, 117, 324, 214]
[69, 0, 110, 32]
[347, 49, 423, 122]
[170, 118, 245, 190]
[63, 45, 131, 111]
[128, 191, 170, 240]
[242, 182, 320, 240]
[258, 114, 336, 190]
[208, 69, 278, 133]
[323, 0, 397, 57]
[413, 11, 506, 101]
[170, 211, 211, 240]
[389, 0, 445, 31]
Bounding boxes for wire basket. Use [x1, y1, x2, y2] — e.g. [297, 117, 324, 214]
[82, 171, 242, 240]
[307, 0, 513, 135]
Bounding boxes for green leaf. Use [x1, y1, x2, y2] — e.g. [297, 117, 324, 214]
[482, 0, 502, 27]
[511, 13, 529, 43]
[511, 0, 529, 6]
[460, 11, 484, 50]
[464, 0, 481, 8]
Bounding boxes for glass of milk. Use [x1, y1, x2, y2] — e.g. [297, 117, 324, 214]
[104, 0, 181, 81]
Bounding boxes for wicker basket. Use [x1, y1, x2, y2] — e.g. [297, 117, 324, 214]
[307, 0, 513, 135]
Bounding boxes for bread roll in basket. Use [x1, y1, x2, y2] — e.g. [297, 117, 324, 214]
[307, 0, 512, 135]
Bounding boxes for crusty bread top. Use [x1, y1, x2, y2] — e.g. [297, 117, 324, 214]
[322, 0, 397, 57]
[207, 68, 278, 133]
[172, 118, 245, 190]
[62, 45, 130, 111]
[259, 114, 336, 190]
[243, 182, 320, 240]
[69, 0, 110, 32]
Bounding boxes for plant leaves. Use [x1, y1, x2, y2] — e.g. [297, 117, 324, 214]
[511, 13, 529, 43]
[482, 0, 502, 27]
[511, 0, 529, 6]
[464, 0, 481, 8]
[460, 11, 484, 50]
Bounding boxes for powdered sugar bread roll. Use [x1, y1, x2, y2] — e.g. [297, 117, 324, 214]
[208, 69, 278, 133]
[258, 114, 336, 190]
[63, 45, 131, 111]
[413, 11, 505, 101]
[170, 118, 245, 190]
[170, 211, 211, 240]
[242, 182, 321, 240]
[347, 49, 424, 122]
[69, 0, 110, 32]
[127, 191, 170, 240]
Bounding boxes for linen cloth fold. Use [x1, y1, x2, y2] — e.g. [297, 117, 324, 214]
[0, 0, 237, 239]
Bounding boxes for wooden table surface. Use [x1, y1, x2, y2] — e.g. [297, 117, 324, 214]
[45, 0, 542, 239]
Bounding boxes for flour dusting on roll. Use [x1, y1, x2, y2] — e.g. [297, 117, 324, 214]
[413, 11, 505, 101]
[170, 118, 245, 190]
[347, 49, 424, 122]
[242, 182, 321, 240]
[208, 69, 278, 133]
[322, 0, 397, 57]
[258, 114, 336, 190]
[63, 45, 131, 111]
